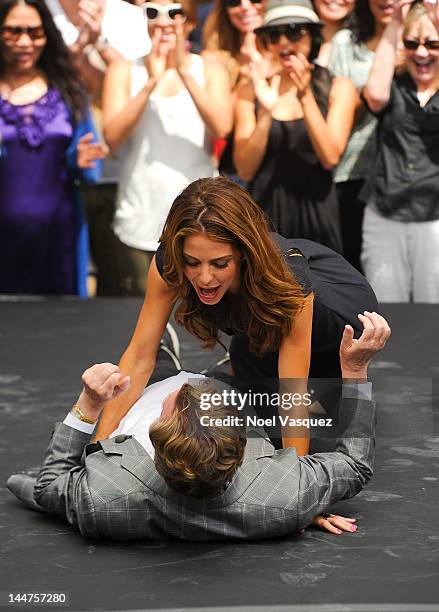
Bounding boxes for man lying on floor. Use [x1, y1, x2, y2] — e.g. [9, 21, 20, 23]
[7, 312, 390, 541]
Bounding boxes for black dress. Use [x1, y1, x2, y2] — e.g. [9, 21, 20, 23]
[249, 116, 342, 253]
[156, 234, 377, 448]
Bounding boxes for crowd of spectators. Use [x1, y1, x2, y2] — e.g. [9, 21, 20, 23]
[1, 0, 439, 302]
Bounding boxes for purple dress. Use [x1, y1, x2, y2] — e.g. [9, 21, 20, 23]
[0, 88, 90, 295]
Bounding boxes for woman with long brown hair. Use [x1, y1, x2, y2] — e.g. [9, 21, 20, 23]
[202, 0, 275, 181]
[94, 176, 378, 452]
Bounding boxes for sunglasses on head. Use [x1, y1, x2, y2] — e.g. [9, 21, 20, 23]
[1, 25, 46, 44]
[256, 23, 308, 45]
[403, 38, 439, 51]
[223, 0, 261, 7]
[142, 2, 187, 22]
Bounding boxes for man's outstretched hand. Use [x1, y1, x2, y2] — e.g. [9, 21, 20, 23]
[75, 363, 130, 422]
[340, 311, 391, 381]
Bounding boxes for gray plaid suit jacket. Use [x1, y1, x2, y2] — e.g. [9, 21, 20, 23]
[8, 386, 375, 541]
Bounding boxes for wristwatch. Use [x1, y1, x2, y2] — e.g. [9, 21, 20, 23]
[70, 404, 98, 425]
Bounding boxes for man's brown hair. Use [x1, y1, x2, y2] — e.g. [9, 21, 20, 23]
[149, 379, 247, 498]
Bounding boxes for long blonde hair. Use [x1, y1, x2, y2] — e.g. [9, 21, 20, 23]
[159, 177, 306, 356]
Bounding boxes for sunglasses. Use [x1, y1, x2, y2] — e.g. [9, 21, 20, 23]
[403, 38, 439, 51]
[223, 0, 261, 7]
[256, 23, 308, 46]
[1, 25, 46, 44]
[142, 3, 187, 22]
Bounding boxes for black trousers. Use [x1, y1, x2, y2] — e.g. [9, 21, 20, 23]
[336, 179, 366, 274]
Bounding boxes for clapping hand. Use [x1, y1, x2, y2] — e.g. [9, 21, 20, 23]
[71, 0, 105, 52]
[241, 32, 264, 65]
[174, 15, 191, 77]
[77, 133, 108, 169]
[145, 28, 168, 84]
[285, 53, 313, 99]
[249, 61, 281, 112]
[392, 0, 416, 23]
[425, 0, 439, 30]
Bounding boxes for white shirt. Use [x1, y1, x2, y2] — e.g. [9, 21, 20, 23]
[46, 0, 151, 60]
[114, 55, 215, 251]
[64, 372, 205, 457]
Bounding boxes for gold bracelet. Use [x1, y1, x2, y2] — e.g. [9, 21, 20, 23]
[70, 404, 98, 425]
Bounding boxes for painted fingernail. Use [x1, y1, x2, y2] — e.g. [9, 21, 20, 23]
[351, 526, 357, 531]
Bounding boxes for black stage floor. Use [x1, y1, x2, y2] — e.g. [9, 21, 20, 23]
[1, 299, 438, 612]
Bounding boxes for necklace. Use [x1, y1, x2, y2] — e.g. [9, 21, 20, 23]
[1, 75, 48, 105]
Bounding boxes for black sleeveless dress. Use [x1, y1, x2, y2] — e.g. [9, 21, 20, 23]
[155, 232, 377, 380]
[157, 234, 377, 448]
[248, 116, 342, 253]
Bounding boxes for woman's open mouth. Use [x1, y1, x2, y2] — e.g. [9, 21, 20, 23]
[197, 286, 221, 302]
[413, 58, 435, 74]
[279, 50, 294, 66]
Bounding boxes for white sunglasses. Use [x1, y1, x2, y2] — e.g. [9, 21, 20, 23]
[142, 3, 187, 22]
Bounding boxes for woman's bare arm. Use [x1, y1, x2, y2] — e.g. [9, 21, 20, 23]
[178, 57, 233, 139]
[363, 19, 400, 113]
[299, 76, 359, 170]
[174, 19, 232, 139]
[233, 79, 273, 182]
[278, 293, 314, 455]
[102, 59, 158, 152]
[93, 258, 177, 440]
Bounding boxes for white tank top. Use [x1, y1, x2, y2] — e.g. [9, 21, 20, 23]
[114, 54, 215, 251]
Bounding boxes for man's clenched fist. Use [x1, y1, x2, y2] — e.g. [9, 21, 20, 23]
[75, 363, 130, 420]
